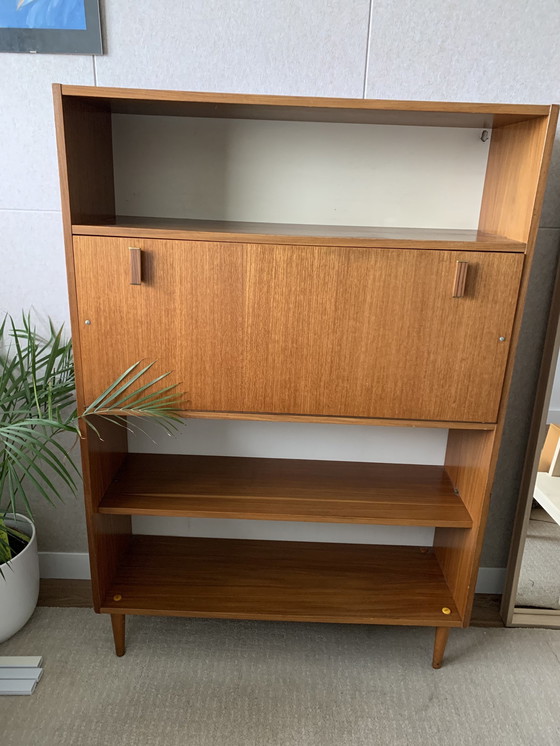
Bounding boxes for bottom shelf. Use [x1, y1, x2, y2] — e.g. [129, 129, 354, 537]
[101, 536, 462, 627]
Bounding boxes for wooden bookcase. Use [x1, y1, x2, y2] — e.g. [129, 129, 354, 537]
[53, 85, 558, 667]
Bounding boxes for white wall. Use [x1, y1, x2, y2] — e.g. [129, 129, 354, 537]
[112, 115, 490, 228]
[548, 355, 560, 423]
[2, 0, 560, 586]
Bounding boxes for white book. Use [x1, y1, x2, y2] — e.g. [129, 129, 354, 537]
[0, 679, 37, 695]
[0, 668, 43, 681]
[0, 656, 43, 668]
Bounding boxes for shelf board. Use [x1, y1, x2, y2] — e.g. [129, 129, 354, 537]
[99, 454, 472, 528]
[101, 535, 462, 626]
[72, 217, 526, 252]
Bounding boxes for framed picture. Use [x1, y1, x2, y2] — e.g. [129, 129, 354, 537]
[0, 0, 102, 54]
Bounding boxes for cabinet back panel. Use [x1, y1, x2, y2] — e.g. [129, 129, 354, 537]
[74, 237, 522, 423]
[112, 116, 490, 230]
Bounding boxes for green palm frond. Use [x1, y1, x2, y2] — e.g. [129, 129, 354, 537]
[0, 312, 185, 568]
[81, 361, 184, 435]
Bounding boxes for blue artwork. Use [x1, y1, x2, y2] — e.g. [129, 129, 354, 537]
[0, 0, 86, 30]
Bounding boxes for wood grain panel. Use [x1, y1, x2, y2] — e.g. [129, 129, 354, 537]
[54, 87, 131, 614]
[60, 85, 550, 128]
[477, 110, 557, 443]
[48, 417, 130, 612]
[35, 580, 502, 627]
[243, 245, 523, 421]
[78, 417, 130, 611]
[72, 217, 526, 252]
[434, 429, 496, 623]
[443, 430, 496, 519]
[479, 115, 557, 244]
[73, 236, 244, 410]
[74, 238, 522, 421]
[54, 86, 100, 414]
[101, 536, 462, 626]
[87, 514, 131, 612]
[473, 108, 558, 625]
[99, 453, 473, 527]
[56, 93, 115, 225]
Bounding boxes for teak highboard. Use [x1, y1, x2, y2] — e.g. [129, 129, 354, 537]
[53, 85, 558, 667]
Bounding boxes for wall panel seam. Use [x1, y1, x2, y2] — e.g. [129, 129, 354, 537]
[362, 0, 374, 98]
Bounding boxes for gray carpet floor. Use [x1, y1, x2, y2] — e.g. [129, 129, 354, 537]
[1, 609, 560, 746]
[517, 509, 560, 609]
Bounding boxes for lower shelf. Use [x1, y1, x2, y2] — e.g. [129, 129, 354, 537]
[101, 536, 462, 627]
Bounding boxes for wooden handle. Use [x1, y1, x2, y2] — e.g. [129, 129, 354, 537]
[452, 261, 468, 298]
[130, 247, 142, 285]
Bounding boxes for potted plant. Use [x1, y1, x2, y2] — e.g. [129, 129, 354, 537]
[0, 313, 182, 642]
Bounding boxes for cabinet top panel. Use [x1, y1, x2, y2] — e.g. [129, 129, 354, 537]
[57, 85, 555, 128]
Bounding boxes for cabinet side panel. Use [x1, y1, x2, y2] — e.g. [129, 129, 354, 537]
[54, 86, 127, 612]
[482, 110, 557, 434]
[84, 417, 127, 512]
[478, 113, 556, 244]
[462, 110, 558, 624]
[434, 429, 496, 622]
[79, 418, 130, 611]
[60, 95, 115, 225]
[88, 513, 131, 611]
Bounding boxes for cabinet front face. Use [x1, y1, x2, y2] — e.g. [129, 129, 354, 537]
[73, 237, 523, 422]
[73, 236, 245, 411]
[243, 244, 523, 422]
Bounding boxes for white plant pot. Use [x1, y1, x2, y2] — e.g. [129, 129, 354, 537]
[0, 514, 40, 643]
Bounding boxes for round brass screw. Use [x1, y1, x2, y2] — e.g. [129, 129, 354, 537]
[441, 607, 451, 615]
[113, 594, 122, 602]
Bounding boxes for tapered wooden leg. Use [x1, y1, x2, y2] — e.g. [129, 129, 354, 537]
[110, 613, 126, 657]
[432, 626, 449, 669]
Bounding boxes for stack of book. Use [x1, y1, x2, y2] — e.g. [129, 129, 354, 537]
[0, 656, 43, 695]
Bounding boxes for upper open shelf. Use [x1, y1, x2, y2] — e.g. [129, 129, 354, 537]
[55, 85, 557, 251]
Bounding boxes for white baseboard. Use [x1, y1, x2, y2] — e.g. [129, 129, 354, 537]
[38, 551, 506, 593]
[39, 552, 91, 580]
